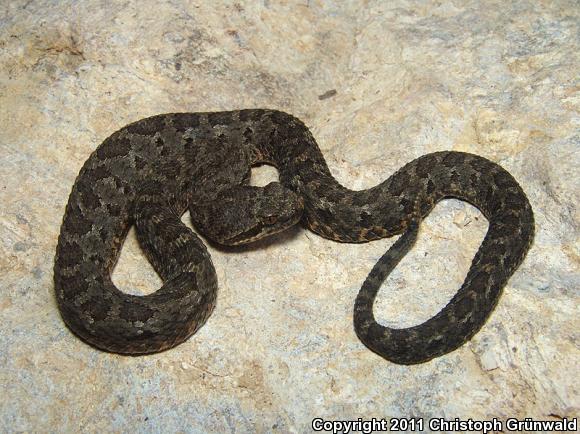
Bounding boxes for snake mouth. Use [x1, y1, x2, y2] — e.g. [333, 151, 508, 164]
[223, 211, 302, 245]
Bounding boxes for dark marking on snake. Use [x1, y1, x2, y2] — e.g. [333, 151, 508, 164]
[54, 110, 534, 364]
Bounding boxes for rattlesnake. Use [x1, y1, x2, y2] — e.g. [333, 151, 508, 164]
[54, 109, 534, 364]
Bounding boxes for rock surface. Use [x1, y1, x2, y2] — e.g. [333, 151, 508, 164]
[0, 0, 578, 431]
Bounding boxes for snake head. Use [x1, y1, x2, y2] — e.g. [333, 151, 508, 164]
[192, 182, 304, 246]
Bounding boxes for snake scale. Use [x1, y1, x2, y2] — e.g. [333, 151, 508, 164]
[54, 109, 534, 364]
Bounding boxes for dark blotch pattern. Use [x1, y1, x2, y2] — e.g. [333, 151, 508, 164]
[171, 113, 200, 132]
[97, 136, 132, 160]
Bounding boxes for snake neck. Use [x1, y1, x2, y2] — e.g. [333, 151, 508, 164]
[245, 110, 413, 241]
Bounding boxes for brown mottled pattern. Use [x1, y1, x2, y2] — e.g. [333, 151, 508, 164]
[54, 109, 534, 363]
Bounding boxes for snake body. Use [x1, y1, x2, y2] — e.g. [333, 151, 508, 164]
[54, 109, 534, 364]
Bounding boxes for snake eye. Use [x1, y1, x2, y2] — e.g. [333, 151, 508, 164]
[264, 215, 278, 225]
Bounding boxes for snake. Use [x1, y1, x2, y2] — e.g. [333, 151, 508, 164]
[54, 109, 534, 364]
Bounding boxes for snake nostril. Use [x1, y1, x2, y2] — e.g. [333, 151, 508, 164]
[264, 215, 278, 225]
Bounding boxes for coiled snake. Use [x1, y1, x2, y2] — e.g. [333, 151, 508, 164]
[54, 110, 534, 364]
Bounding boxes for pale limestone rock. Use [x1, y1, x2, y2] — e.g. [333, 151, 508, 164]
[0, 0, 578, 431]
